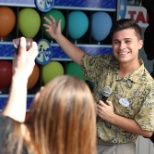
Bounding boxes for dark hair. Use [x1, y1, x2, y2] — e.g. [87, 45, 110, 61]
[110, 19, 142, 39]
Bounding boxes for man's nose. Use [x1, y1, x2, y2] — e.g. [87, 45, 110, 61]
[119, 42, 126, 50]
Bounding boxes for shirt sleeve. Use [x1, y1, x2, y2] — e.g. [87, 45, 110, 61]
[135, 82, 154, 131]
[80, 54, 112, 82]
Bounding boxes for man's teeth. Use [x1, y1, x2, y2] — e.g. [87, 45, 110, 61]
[118, 51, 129, 55]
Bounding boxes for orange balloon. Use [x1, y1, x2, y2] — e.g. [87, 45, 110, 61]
[0, 7, 16, 37]
[28, 64, 40, 90]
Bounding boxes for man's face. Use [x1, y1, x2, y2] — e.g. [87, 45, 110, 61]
[112, 28, 143, 64]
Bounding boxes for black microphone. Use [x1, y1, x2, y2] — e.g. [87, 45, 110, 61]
[102, 86, 112, 103]
[96, 86, 112, 122]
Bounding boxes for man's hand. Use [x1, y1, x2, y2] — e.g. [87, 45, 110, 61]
[43, 15, 62, 40]
[97, 100, 115, 122]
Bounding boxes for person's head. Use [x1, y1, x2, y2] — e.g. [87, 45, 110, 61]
[25, 75, 96, 154]
[110, 19, 142, 40]
[110, 19, 143, 64]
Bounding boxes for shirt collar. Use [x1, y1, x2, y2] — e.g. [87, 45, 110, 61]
[128, 59, 144, 83]
[113, 58, 145, 83]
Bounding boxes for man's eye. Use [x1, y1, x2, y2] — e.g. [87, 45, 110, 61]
[113, 41, 120, 44]
[125, 40, 131, 43]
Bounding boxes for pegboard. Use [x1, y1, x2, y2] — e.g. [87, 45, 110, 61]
[0, 0, 118, 110]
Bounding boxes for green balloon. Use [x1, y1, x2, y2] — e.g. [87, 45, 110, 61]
[43, 9, 65, 40]
[42, 61, 64, 84]
[18, 8, 41, 38]
[66, 62, 85, 81]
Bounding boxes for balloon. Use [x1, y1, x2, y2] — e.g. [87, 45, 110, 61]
[42, 61, 64, 84]
[119, 0, 127, 19]
[28, 64, 40, 89]
[91, 12, 112, 42]
[0, 60, 12, 90]
[68, 11, 89, 40]
[66, 62, 85, 81]
[43, 9, 65, 39]
[0, 7, 16, 37]
[18, 8, 41, 38]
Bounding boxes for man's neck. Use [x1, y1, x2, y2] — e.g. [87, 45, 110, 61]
[118, 60, 141, 78]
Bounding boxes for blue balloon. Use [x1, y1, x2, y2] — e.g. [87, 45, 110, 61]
[68, 11, 89, 40]
[91, 12, 112, 42]
[119, 0, 127, 19]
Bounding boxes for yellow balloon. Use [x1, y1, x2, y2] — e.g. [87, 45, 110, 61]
[18, 8, 41, 38]
[42, 61, 64, 84]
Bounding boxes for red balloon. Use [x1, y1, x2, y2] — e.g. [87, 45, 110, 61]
[0, 60, 12, 90]
[0, 7, 16, 37]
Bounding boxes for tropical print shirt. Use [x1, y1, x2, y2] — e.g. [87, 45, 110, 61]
[81, 54, 154, 143]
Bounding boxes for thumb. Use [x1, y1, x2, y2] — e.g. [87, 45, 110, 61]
[58, 19, 62, 31]
[106, 100, 112, 107]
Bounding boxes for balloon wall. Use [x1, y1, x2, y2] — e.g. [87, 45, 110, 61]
[66, 62, 85, 81]
[42, 61, 64, 84]
[28, 64, 40, 90]
[68, 11, 89, 41]
[0, 7, 16, 40]
[18, 8, 41, 38]
[0, 60, 12, 90]
[43, 9, 66, 40]
[0, 0, 117, 98]
[91, 12, 112, 42]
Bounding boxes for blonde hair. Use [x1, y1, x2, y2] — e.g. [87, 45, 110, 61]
[26, 75, 96, 154]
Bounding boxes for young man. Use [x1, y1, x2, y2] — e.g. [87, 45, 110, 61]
[43, 17, 154, 154]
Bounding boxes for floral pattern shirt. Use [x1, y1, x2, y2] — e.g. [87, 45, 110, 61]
[81, 54, 154, 143]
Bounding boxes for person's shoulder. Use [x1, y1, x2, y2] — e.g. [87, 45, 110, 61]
[143, 68, 154, 81]
[84, 53, 113, 59]
[142, 68, 154, 89]
[101, 53, 113, 58]
[99, 54, 115, 61]
[82, 54, 115, 67]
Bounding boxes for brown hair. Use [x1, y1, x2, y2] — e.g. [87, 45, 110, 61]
[25, 75, 96, 154]
[5, 119, 34, 154]
[110, 18, 142, 40]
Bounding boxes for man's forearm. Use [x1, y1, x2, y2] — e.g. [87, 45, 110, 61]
[110, 113, 153, 137]
[55, 34, 85, 65]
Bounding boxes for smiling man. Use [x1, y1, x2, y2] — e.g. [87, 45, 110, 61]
[43, 17, 154, 154]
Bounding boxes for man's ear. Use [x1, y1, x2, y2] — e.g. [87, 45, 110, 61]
[21, 124, 30, 141]
[139, 40, 143, 50]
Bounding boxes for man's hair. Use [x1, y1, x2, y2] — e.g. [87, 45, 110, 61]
[110, 19, 142, 40]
